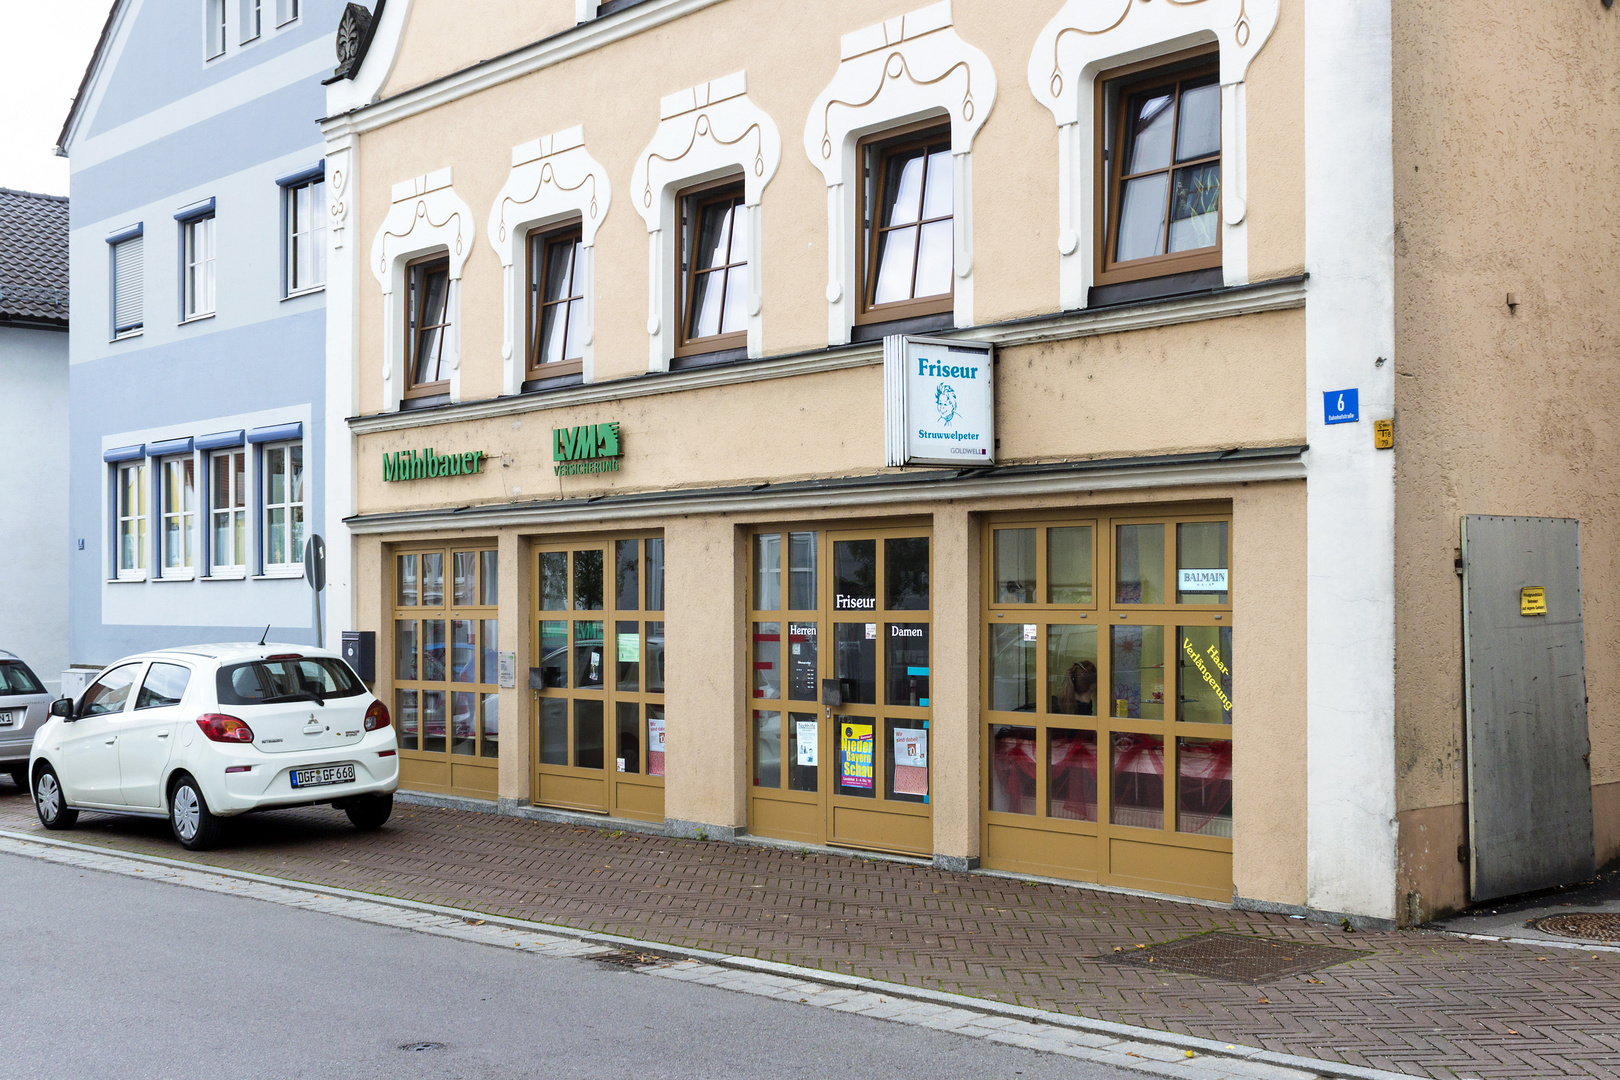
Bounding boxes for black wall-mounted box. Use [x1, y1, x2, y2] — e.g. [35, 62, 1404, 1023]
[341, 630, 376, 682]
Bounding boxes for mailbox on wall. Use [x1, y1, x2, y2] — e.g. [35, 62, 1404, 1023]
[341, 630, 376, 683]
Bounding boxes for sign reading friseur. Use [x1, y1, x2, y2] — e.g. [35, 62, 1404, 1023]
[883, 334, 994, 468]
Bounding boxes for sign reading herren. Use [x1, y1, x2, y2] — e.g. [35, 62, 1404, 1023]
[883, 335, 994, 468]
[554, 421, 622, 476]
[383, 448, 486, 481]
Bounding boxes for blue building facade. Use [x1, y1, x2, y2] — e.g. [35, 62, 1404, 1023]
[60, 0, 346, 668]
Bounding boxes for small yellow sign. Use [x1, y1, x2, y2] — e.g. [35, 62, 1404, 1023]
[1520, 586, 1546, 616]
[1373, 418, 1394, 449]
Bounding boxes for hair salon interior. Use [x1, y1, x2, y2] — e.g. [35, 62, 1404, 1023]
[314, 0, 1620, 927]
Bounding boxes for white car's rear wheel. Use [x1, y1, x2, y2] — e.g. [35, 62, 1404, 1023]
[344, 793, 393, 831]
[34, 767, 78, 830]
[169, 775, 224, 851]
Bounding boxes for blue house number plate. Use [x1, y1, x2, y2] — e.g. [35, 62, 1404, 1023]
[1324, 389, 1360, 425]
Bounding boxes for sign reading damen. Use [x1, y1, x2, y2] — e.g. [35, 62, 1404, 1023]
[883, 335, 994, 467]
[383, 448, 486, 482]
[553, 421, 622, 476]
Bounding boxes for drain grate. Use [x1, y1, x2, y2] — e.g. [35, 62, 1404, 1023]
[590, 949, 668, 969]
[1105, 932, 1367, 983]
[400, 1042, 446, 1052]
[1528, 912, 1620, 942]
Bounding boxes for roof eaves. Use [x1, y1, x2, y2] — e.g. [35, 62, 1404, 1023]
[56, 0, 128, 157]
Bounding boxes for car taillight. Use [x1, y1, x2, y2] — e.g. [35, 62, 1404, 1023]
[364, 700, 391, 732]
[197, 714, 255, 743]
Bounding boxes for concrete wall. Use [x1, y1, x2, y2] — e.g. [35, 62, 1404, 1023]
[1391, 0, 1620, 921]
[0, 325, 69, 690]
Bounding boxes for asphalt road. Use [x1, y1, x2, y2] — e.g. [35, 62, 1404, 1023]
[0, 851, 1133, 1080]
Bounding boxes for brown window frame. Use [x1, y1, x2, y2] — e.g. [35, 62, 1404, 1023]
[856, 120, 955, 326]
[403, 253, 452, 400]
[1095, 48, 1222, 288]
[674, 177, 749, 359]
[525, 222, 585, 382]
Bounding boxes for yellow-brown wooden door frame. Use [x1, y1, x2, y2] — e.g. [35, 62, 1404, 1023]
[979, 507, 1234, 902]
[390, 541, 500, 800]
[530, 533, 666, 821]
[746, 521, 934, 858]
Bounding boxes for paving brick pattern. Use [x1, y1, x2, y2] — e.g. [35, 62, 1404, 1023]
[4, 787, 1617, 1079]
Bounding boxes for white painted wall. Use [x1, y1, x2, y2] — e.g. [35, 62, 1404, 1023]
[0, 325, 70, 691]
[1304, 0, 1399, 921]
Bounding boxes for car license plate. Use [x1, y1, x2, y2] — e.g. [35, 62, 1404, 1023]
[0, 710, 14, 728]
[290, 764, 355, 789]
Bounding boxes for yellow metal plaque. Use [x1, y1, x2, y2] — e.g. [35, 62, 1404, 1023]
[1373, 418, 1394, 449]
[1520, 586, 1546, 616]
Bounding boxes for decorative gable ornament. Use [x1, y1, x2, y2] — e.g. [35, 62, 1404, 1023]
[332, 1, 377, 80]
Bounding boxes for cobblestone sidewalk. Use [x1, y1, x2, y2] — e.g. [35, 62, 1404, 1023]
[3, 783, 1616, 1079]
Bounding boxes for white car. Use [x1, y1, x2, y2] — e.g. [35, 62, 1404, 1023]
[28, 643, 399, 850]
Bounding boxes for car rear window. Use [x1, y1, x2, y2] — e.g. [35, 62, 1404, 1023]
[215, 658, 365, 706]
[0, 661, 44, 695]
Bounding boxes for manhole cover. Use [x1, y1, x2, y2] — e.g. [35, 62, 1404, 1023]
[1528, 912, 1620, 942]
[1105, 932, 1367, 983]
[591, 949, 667, 969]
[400, 1042, 446, 1052]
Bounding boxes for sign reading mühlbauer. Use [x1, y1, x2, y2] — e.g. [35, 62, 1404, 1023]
[883, 335, 994, 468]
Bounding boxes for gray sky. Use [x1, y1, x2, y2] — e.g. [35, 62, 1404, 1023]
[0, 0, 112, 195]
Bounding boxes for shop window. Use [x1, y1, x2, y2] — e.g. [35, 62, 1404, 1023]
[533, 536, 665, 819]
[115, 461, 148, 579]
[1098, 54, 1221, 288]
[404, 255, 452, 400]
[982, 510, 1233, 885]
[209, 449, 247, 575]
[159, 456, 197, 578]
[261, 441, 304, 572]
[859, 125, 954, 326]
[394, 546, 501, 789]
[676, 181, 748, 359]
[527, 223, 584, 381]
[285, 176, 325, 295]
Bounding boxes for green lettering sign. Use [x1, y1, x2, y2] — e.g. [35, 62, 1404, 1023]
[382, 449, 485, 482]
[552, 422, 623, 476]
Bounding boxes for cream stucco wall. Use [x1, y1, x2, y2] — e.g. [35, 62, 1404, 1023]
[381, 0, 577, 98]
[1392, 0, 1620, 920]
[351, 0, 1307, 415]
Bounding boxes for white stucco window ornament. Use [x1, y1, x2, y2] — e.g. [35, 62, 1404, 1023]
[1028, 0, 1278, 310]
[370, 168, 474, 408]
[630, 71, 782, 369]
[802, 1, 996, 344]
[487, 127, 612, 393]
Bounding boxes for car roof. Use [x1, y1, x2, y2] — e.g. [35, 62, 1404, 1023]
[128, 643, 341, 666]
[0, 650, 18, 661]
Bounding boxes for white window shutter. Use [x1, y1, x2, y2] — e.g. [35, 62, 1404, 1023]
[113, 236, 144, 332]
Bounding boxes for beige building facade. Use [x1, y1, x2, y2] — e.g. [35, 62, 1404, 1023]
[315, 0, 1620, 925]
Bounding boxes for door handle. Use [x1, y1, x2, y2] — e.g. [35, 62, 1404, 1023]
[157, 732, 169, 739]
[104, 738, 116, 745]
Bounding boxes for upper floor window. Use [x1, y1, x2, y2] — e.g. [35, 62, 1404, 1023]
[241, 0, 262, 42]
[160, 456, 198, 578]
[677, 181, 748, 358]
[1099, 55, 1221, 286]
[111, 234, 144, 338]
[527, 224, 584, 381]
[116, 461, 148, 579]
[285, 177, 325, 294]
[275, 0, 299, 27]
[182, 214, 216, 319]
[860, 125, 953, 324]
[405, 256, 452, 399]
[210, 448, 247, 575]
[263, 441, 305, 571]
[207, 0, 227, 58]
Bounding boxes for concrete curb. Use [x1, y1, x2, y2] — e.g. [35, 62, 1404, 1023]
[0, 827, 1417, 1080]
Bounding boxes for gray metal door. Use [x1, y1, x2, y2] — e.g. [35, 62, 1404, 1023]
[1461, 515, 1594, 901]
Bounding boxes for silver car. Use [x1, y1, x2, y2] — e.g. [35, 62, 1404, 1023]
[0, 651, 51, 792]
